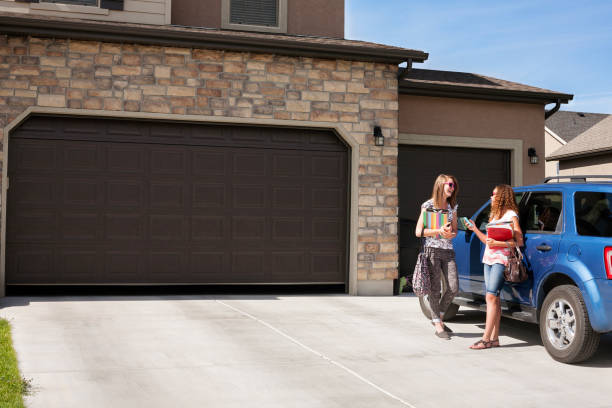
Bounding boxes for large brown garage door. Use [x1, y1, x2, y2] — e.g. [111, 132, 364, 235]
[398, 144, 510, 282]
[7, 116, 348, 285]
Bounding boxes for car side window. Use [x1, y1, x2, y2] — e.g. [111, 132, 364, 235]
[575, 192, 612, 237]
[473, 192, 524, 232]
[520, 192, 562, 233]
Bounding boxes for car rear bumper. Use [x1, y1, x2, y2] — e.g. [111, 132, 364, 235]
[584, 278, 612, 333]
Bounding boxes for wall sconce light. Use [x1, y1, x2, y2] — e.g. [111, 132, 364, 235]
[528, 147, 539, 164]
[373, 126, 384, 146]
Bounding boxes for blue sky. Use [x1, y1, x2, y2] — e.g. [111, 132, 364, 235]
[346, 0, 612, 114]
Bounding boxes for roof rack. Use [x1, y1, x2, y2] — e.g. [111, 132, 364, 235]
[544, 175, 612, 183]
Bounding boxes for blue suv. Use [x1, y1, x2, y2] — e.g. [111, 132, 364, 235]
[419, 176, 612, 363]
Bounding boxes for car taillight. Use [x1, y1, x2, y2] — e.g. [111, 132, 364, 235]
[605, 247, 612, 280]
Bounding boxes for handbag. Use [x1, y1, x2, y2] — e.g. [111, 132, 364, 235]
[504, 246, 528, 283]
[411, 231, 431, 296]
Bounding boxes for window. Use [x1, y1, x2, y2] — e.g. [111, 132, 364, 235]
[521, 192, 563, 233]
[575, 192, 612, 237]
[222, 0, 287, 33]
[473, 192, 525, 232]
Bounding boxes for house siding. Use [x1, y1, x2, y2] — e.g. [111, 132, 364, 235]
[0, 34, 400, 294]
[0, 0, 170, 25]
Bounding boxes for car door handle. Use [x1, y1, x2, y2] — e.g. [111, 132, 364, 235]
[536, 244, 552, 252]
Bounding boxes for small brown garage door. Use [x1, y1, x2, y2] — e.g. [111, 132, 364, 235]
[7, 116, 348, 285]
[398, 144, 510, 281]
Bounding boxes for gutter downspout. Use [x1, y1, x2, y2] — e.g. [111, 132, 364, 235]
[397, 59, 413, 80]
[545, 98, 561, 119]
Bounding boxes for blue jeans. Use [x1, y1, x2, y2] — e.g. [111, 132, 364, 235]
[484, 263, 505, 297]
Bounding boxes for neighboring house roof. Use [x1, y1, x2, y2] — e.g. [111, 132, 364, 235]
[547, 115, 612, 160]
[0, 12, 428, 64]
[399, 68, 573, 104]
[545, 110, 610, 144]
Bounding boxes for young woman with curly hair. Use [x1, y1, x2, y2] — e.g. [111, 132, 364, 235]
[415, 174, 459, 340]
[467, 184, 523, 349]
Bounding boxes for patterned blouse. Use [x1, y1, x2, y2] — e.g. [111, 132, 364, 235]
[482, 210, 518, 266]
[421, 199, 458, 250]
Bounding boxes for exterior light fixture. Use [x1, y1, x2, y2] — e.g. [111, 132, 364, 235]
[528, 147, 539, 164]
[373, 126, 384, 146]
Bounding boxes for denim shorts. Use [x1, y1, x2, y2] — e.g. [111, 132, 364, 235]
[484, 263, 505, 296]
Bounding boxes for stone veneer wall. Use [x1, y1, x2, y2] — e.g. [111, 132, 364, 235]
[0, 35, 399, 292]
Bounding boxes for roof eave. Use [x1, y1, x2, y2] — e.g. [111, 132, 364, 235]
[0, 14, 428, 64]
[547, 147, 612, 161]
[399, 80, 573, 105]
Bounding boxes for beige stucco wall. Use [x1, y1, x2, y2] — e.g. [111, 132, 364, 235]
[544, 129, 564, 177]
[172, 0, 344, 38]
[558, 154, 612, 176]
[0, 0, 170, 25]
[399, 94, 546, 186]
[0, 35, 399, 296]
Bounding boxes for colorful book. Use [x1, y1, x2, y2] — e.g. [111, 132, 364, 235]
[424, 209, 449, 238]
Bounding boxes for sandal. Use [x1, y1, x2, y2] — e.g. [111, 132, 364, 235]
[435, 330, 450, 340]
[431, 322, 453, 333]
[490, 339, 500, 348]
[469, 339, 492, 350]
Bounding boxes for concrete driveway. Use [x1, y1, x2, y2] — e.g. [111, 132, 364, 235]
[1, 294, 611, 408]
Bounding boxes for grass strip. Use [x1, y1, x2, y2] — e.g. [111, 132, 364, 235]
[0, 318, 28, 408]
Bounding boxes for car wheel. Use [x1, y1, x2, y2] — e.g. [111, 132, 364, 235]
[418, 276, 459, 321]
[539, 285, 600, 364]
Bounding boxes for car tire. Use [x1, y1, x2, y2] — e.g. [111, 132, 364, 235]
[539, 285, 600, 364]
[418, 276, 459, 321]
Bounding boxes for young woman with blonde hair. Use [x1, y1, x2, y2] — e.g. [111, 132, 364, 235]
[415, 174, 459, 340]
[467, 184, 523, 349]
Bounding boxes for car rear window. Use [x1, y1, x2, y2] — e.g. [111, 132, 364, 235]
[574, 192, 612, 237]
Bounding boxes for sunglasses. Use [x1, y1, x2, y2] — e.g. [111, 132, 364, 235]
[444, 182, 455, 189]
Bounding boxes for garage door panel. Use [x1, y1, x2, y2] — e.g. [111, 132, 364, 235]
[150, 215, 185, 241]
[63, 179, 99, 206]
[232, 216, 266, 239]
[9, 211, 57, 241]
[107, 181, 144, 207]
[311, 155, 344, 179]
[233, 153, 266, 176]
[189, 251, 226, 283]
[63, 144, 102, 172]
[149, 252, 184, 278]
[272, 186, 304, 209]
[61, 213, 99, 240]
[311, 253, 343, 280]
[107, 146, 146, 173]
[11, 178, 55, 205]
[312, 218, 343, 241]
[271, 252, 305, 280]
[192, 151, 227, 176]
[312, 187, 344, 209]
[60, 250, 100, 279]
[105, 251, 143, 280]
[105, 214, 145, 240]
[150, 182, 185, 208]
[13, 140, 57, 171]
[193, 183, 226, 208]
[272, 217, 304, 240]
[191, 216, 226, 240]
[7, 116, 348, 285]
[272, 154, 304, 178]
[151, 149, 187, 175]
[233, 185, 266, 208]
[232, 252, 264, 280]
